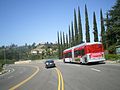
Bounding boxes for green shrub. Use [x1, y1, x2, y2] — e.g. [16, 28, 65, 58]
[108, 45, 116, 54]
[0, 63, 3, 72]
[75, 58, 80, 61]
[0, 67, 2, 72]
[0, 59, 15, 65]
[105, 54, 120, 61]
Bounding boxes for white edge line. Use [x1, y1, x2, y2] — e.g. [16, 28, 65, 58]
[91, 68, 101, 72]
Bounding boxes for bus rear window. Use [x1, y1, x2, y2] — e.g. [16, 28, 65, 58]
[86, 44, 104, 53]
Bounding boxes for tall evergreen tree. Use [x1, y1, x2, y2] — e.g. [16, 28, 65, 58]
[85, 4, 90, 42]
[66, 33, 69, 49]
[71, 21, 75, 46]
[60, 32, 63, 58]
[100, 9, 106, 49]
[69, 25, 71, 47]
[106, 12, 109, 33]
[93, 12, 98, 42]
[105, 12, 109, 49]
[57, 31, 61, 59]
[78, 6, 83, 43]
[74, 9, 79, 45]
[106, 0, 120, 46]
[63, 32, 65, 50]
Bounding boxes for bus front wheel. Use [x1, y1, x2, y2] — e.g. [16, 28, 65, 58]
[63, 59, 66, 63]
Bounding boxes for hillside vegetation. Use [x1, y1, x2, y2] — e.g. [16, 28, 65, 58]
[0, 42, 58, 69]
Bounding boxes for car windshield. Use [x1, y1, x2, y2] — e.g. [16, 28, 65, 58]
[46, 60, 54, 63]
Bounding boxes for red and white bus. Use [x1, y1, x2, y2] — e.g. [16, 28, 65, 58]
[63, 42, 105, 64]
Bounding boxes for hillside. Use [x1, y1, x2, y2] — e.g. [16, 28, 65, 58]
[30, 43, 58, 59]
[0, 43, 58, 63]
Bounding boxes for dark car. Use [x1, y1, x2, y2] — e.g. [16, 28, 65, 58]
[45, 60, 56, 68]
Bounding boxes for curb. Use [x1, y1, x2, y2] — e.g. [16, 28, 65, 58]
[0, 69, 8, 75]
[105, 60, 120, 64]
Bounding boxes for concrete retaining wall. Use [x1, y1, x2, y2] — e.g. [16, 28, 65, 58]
[14, 60, 31, 64]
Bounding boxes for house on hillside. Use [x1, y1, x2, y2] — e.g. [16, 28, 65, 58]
[31, 49, 46, 55]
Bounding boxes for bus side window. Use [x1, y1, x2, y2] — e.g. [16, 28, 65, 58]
[81, 49, 85, 56]
[78, 50, 81, 55]
[70, 52, 72, 57]
[65, 54, 67, 58]
[74, 51, 76, 57]
[74, 50, 82, 57]
[68, 52, 72, 58]
[75, 51, 77, 57]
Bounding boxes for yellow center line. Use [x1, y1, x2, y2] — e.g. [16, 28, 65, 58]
[9, 65, 40, 90]
[59, 70, 64, 90]
[55, 68, 64, 90]
[56, 68, 61, 90]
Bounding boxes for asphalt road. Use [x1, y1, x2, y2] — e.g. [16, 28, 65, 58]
[0, 60, 120, 90]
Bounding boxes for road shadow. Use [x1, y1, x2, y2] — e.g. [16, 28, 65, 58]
[64, 61, 105, 66]
[86, 62, 106, 66]
[45, 66, 56, 69]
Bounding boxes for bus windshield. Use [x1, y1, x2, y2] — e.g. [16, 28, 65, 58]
[64, 52, 72, 58]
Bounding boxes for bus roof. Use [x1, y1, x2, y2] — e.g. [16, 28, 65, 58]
[63, 42, 102, 52]
[73, 42, 102, 48]
[63, 47, 72, 52]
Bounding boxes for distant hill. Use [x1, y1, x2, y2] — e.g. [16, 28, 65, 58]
[0, 42, 58, 63]
[31, 43, 58, 55]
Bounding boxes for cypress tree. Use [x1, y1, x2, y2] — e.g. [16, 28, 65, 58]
[74, 9, 79, 45]
[85, 4, 90, 42]
[78, 6, 83, 44]
[57, 31, 61, 59]
[71, 21, 74, 46]
[69, 25, 71, 47]
[100, 9, 106, 49]
[105, 12, 109, 49]
[63, 32, 65, 50]
[60, 32, 63, 58]
[66, 33, 69, 49]
[106, 12, 109, 33]
[93, 12, 98, 42]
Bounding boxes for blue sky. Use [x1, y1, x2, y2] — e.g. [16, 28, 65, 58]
[0, 0, 115, 46]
